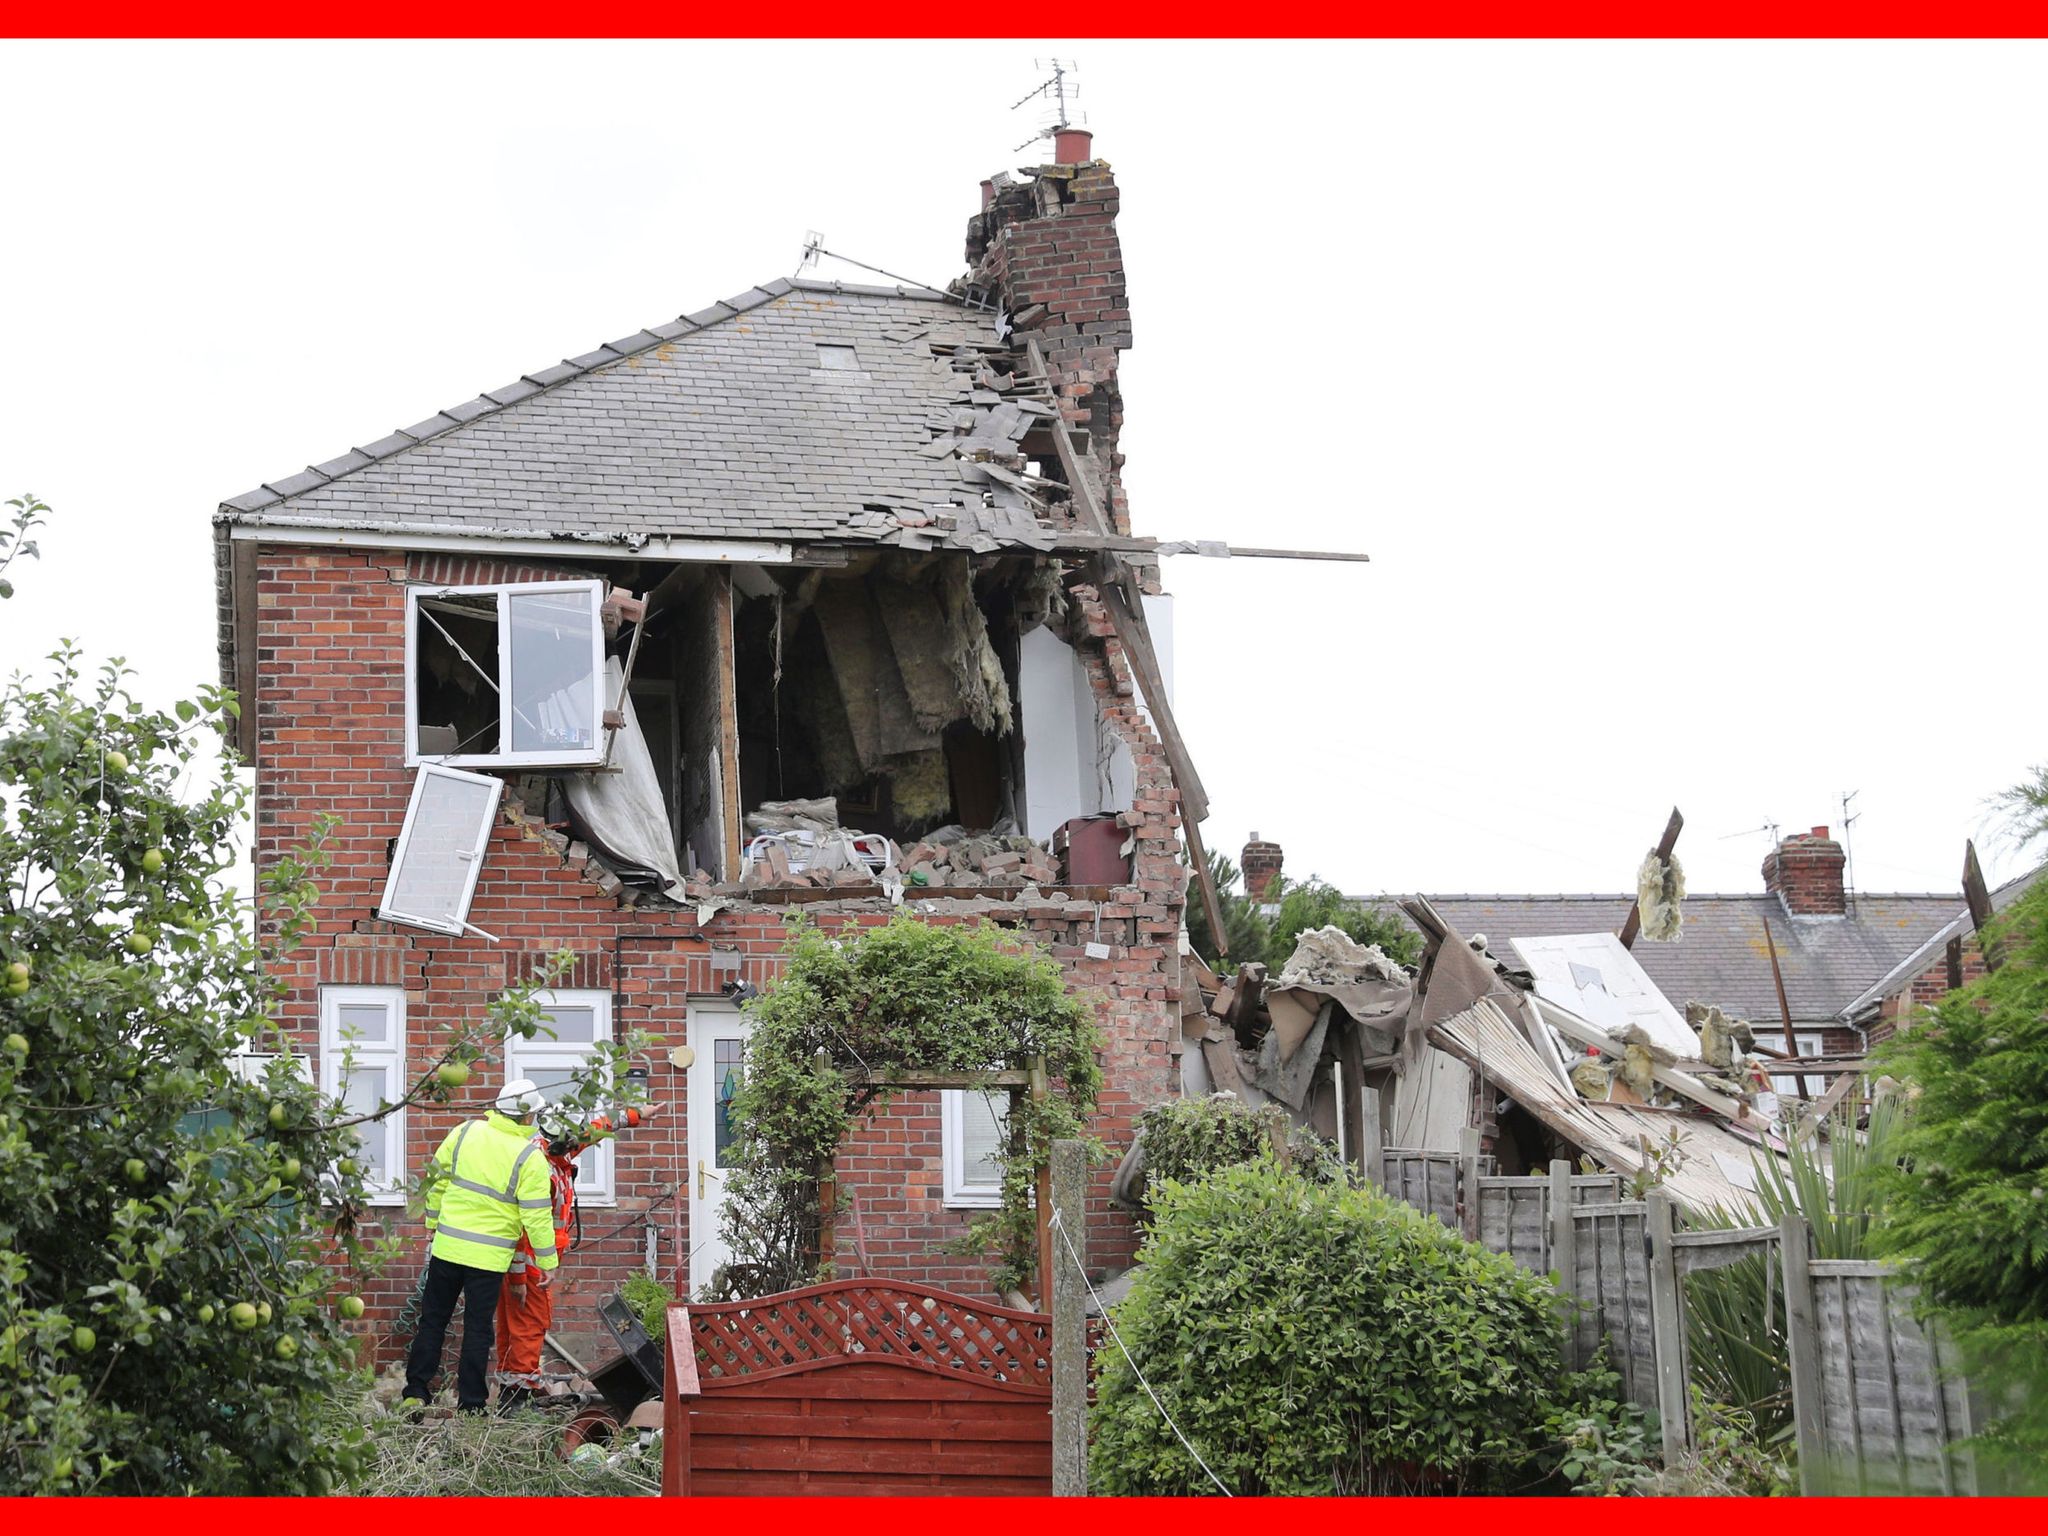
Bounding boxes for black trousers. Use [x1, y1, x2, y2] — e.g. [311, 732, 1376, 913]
[403, 1254, 505, 1410]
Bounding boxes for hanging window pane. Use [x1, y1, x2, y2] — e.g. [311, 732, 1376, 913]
[380, 766, 501, 936]
[508, 589, 599, 756]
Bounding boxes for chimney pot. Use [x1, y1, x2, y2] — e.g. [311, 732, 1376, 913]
[1052, 126, 1094, 165]
[980, 178, 995, 210]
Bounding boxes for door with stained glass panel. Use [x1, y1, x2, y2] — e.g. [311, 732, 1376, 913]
[686, 1003, 750, 1296]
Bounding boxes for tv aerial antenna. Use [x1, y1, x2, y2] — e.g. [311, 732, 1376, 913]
[1012, 58, 1082, 154]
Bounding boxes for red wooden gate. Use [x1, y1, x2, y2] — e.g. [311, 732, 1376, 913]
[660, 1281, 1053, 1496]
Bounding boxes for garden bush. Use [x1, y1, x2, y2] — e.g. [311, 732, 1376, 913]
[1089, 1157, 1571, 1494]
[1136, 1093, 1343, 1194]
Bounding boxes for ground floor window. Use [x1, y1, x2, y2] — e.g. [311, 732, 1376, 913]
[941, 1088, 1008, 1209]
[318, 985, 407, 1204]
[504, 989, 615, 1204]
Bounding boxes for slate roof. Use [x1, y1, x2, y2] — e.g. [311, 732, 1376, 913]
[1366, 892, 1967, 1025]
[1836, 863, 2046, 1021]
[215, 276, 1008, 546]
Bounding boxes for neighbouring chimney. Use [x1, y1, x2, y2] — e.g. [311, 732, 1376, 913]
[1763, 826, 1846, 916]
[964, 132, 1133, 533]
[1242, 833, 1284, 900]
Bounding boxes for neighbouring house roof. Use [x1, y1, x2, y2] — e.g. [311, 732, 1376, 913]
[1836, 862, 2047, 1022]
[1369, 892, 1967, 1027]
[216, 276, 1007, 547]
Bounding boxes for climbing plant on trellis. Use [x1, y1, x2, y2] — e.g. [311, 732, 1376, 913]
[714, 912, 1102, 1298]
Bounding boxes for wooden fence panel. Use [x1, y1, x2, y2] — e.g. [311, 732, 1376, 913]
[1381, 1149, 1461, 1228]
[1478, 1177, 1551, 1272]
[1806, 1262, 1975, 1494]
[1572, 1201, 1657, 1412]
[663, 1283, 1054, 1497]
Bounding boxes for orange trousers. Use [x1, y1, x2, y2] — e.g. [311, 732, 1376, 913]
[492, 1267, 552, 1384]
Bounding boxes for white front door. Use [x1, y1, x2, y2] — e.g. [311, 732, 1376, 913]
[686, 1002, 750, 1296]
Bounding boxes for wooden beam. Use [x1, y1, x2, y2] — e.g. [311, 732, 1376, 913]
[1043, 530, 1370, 563]
[1534, 1000, 1752, 1121]
[1962, 839, 2003, 972]
[1780, 1209, 1827, 1493]
[1618, 806, 1684, 950]
[1026, 336, 1224, 950]
[1646, 1189, 1691, 1463]
[712, 568, 743, 881]
[1796, 1068, 1863, 1140]
[848, 1068, 1032, 1090]
[1030, 1056, 1053, 1311]
[1760, 916, 1818, 1099]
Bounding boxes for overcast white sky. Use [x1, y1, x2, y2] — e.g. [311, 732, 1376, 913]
[2, 40, 2042, 901]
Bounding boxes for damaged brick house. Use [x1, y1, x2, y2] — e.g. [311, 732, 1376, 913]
[210, 128, 1204, 1360]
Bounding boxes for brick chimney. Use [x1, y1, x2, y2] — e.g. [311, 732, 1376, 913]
[965, 129, 1133, 533]
[1763, 826, 1846, 916]
[1241, 833, 1284, 900]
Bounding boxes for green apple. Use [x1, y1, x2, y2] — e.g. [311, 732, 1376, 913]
[124, 1158, 147, 1184]
[230, 1302, 258, 1331]
[122, 930, 152, 956]
[140, 848, 165, 875]
[104, 749, 129, 773]
[5, 978, 27, 998]
[274, 1335, 298, 1360]
[255, 1301, 272, 1325]
[268, 1102, 289, 1129]
[71, 1326, 96, 1354]
[198, 1303, 216, 1325]
[5, 961, 27, 985]
[436, 1060, 471, 1088]
[339, 1296, 365, 1320]
[4, 1034, 27, 1058]
[280, 1157, 302, 1182]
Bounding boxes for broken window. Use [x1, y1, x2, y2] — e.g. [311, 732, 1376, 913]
[407, 580, 606, 767]
[378, 764, 502, 937]
[942, 1088, 1008, 1209]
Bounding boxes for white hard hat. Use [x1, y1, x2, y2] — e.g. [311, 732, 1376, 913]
[496, 1078, 545, 1117]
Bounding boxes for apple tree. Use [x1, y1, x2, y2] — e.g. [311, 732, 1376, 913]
[0, 695, 642, 1494]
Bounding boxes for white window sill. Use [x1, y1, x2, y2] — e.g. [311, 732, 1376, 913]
[943, 1190, 1004, 1212]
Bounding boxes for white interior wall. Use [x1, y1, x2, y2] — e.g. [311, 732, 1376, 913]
[1017, 592, 1176, 840]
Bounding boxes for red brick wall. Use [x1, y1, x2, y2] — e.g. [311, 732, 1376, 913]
[1864, 932, 1995, 1048]
[254, 544, 1184, 1368]
[967, 154, 1134, 536]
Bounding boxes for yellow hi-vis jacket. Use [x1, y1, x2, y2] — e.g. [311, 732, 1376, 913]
[423, 1111, 559, 1274]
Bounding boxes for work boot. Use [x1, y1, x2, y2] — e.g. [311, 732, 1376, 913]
[495, 1385, 534, 1415]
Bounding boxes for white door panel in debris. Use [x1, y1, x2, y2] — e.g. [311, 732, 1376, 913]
[377, 764, 503, 937]
[687, 1003, 751, 1296]
[1507, 932, 1696, 1058]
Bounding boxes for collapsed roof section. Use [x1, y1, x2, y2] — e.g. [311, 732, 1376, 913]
[1175, 902, 1808, 1216]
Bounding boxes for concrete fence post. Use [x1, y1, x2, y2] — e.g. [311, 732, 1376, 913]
[1548, 1158, 1578, 1367]
[1051, 1137, 1088, 1496]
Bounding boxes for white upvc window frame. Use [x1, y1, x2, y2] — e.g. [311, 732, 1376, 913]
[318, 985, 408, 1206]
[505, 988, 616, 1206]
[405, 579, 608, 768]
[378, 764, 503, 938]
[1766, 1031, 1829, 1097]
[941, 1088, 1010, 1210]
